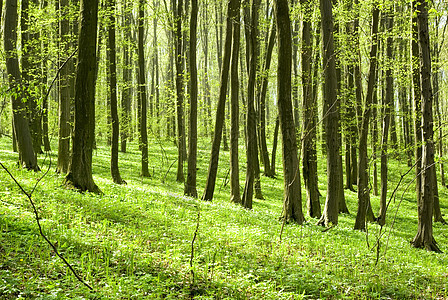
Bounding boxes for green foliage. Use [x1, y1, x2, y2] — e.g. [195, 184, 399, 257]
[1, 137, 447, 299]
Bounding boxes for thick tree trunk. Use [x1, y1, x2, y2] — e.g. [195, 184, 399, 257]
[229, 0, 241, 204]
[318, 0, 342, 227]
[4, 0, 38, 171]
[138, 0, 150, 177]
[301, 0, 320, 218]
[107, 0, 124, 184]
[185, 0, 198, 197]
[410, 0, 441, 252]
[65, 0, 99, 193]
[354, 6, 379, 231]
[274, 0, 305, 224]
[201, 0, 236, 201]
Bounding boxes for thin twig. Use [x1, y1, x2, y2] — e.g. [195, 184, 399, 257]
[190, 206, 200, 289]
[0, 161, 94, 291]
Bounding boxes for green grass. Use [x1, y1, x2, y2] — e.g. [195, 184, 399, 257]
[1, 135, 448, 299]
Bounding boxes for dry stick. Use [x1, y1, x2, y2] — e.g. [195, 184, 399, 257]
[0, 161, 94, 291]
[190, 206, 200, 289]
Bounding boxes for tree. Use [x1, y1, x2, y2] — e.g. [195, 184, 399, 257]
[318, 0, 342, 227]
[242, 0, 262, 209]
[354, 5, 379, 231]
[274, 0, 305, 224]
[138, 0, 150, 177]
[201, 0, 237, 201]
[120, 0, 132, 153]
[107, 0, 125, 184]
[65, 0, 100, 193]
[301, 0, 321, 218]
[410, 0, 441, 252]
[229, 0, 241, 204]
[3, 0, 38, 171]
[175, 0, 185, 182]
[184, 0, 198, 197]
[378, 9, 394, 226]
[56, 0, 71, 174]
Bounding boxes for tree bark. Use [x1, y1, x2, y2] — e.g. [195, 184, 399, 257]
[175, 0, 185, 182]
[184, 0, 198, 197]
[411, 0, 441, 252]
[378, 11, 394, 226]
[65, 0, 100, 193]
[318, 0, 342, 227]
[120, 0, 132, 153]
[354, 6, 379, 231]
[201, 0, 236, 201]
[56, 0, 71, 173]
[301, 0, 320, 218]
[107, 0, 124, 184]
[274, 0, 305, 224]
[138, 0, 150, 177]
[3, 0, 38, 171]
[229, 0, 241, 204]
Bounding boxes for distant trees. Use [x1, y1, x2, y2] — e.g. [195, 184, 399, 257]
[2, 0, 447, 253]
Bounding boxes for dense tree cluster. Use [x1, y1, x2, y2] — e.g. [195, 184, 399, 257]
[1, 0, 447, 252]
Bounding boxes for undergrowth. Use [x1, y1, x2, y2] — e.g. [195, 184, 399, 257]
[0, 136, 447, 299]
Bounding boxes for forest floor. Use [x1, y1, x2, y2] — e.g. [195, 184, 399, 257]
[1, 136, 448, 299]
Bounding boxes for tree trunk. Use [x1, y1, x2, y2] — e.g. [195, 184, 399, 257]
[301, 0, 320, 218]
[3, 0, 38, 171]
[201, 0, 236, 201]
[354, 6, 379, 231]
[274, 0, 305, 224]
[257, 20, 275, 178]
[411, 0, 441, 252]
[229, 0, 241, 204]
[318, 0, 341, 227]
[378, 11, 394, 226]
[107, 0, 124, 184]
[175, 0, 185, 182]
[412, 14, 422, 205]
[138, 0, 150, 177]
[120, 0, 132, 153]
[184, 0, 198, 197]
[65, 0, 100, 193]
[270, 116, 279, 176]
[56, 0, 72, 173]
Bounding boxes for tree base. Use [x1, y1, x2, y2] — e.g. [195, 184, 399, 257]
[411, 235, 442, 253]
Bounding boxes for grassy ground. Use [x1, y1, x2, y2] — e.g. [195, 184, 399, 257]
[1, 135, 448, 299]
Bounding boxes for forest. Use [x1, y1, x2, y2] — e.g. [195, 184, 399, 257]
[1, 0, 448, 298]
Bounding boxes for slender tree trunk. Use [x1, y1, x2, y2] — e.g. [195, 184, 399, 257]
[4, 0, 38, 171]
[301, 0, 320, 218]
[120, 1, 132, 153]
[56, 0, 71, 173]
[175, 0, 185, 182]
[378, 12, 394, 226]
[201, 0, 237, 201]
[257, 20, 275, 178]
[154, 2, 160, 136]
[412, 14, 422, 204]
[354, 6, 379, 231]
[229, 0, 241, 204]
[411, 0, 441, 252]
[184, 0, 198, 197]
[274, 0, 305, 224]
[318, 0, 341, 227]
[138, 0, 150, 177]
[270, 116, 279, 175]
[107, 0, 124, 184]
[65, 0, 99, 192]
